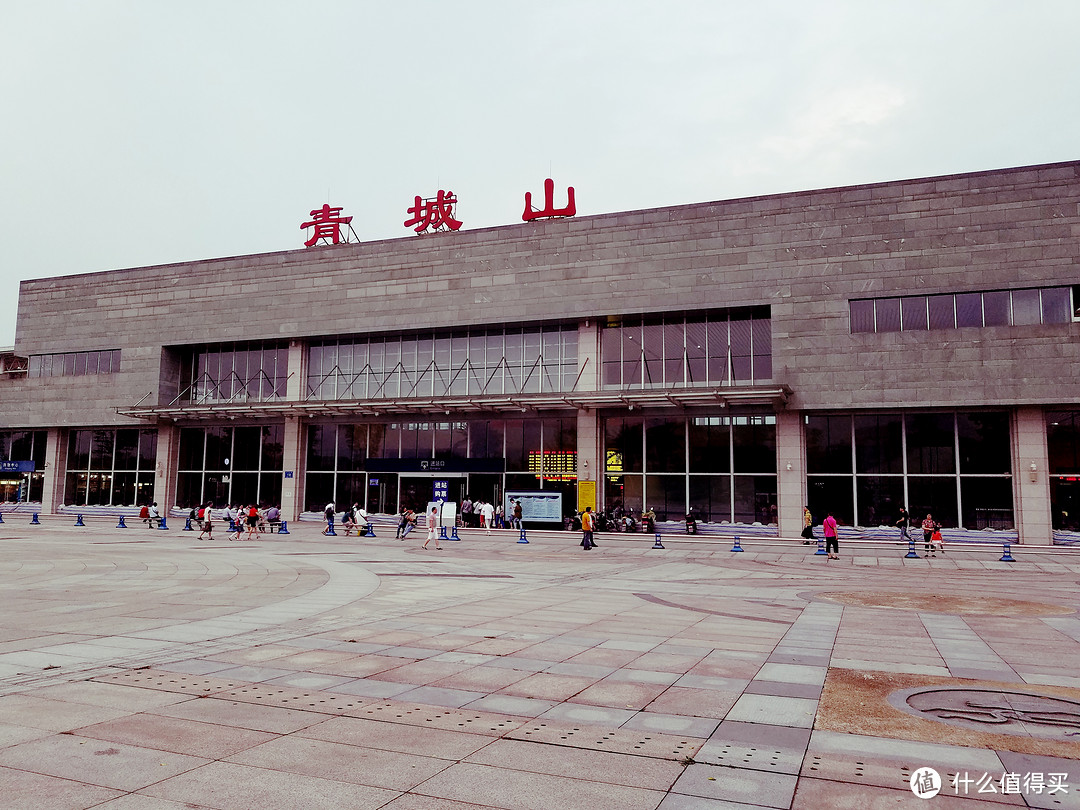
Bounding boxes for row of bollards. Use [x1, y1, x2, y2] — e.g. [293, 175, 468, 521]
[16, 512, 292, 535]
[3, 511, 1021, 561]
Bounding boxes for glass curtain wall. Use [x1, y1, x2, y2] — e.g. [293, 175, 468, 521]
[176, 425, 284, 508]
[0, 430, 47, 502]
[1048, 410, 1080, 531]
[177, 342, 289, 404]
[601, 308, 771, 389]
[65, 429, 157, 506]
[305, 418, 577, 513]
[308, 326, 578, 400]
[805, 412, 1013, 529]
[603, 413, 777, 523]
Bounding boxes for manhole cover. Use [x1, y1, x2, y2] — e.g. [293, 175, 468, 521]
[889, 686, 1080, 741]
[813, 591, 1073, 616]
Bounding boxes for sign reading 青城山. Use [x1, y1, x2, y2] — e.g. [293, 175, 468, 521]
[405, 190, 462, 234]
[301, 204, 355, 247]
[299, 178, 576, 245]
[522, 178, 576, 221]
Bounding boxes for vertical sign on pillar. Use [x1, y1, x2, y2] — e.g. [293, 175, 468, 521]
[433, 480, 448, 503]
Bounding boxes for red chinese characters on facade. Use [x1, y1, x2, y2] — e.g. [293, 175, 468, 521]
[522, 178, 576, 221]
[404, 190, 462, 234]
[301, 204, 353, 247]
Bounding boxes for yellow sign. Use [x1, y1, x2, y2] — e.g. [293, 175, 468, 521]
[578, 480, 596, 513]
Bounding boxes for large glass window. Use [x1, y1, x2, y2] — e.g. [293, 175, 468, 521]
[176, 425, 284, 508]
[308, 325, 577, 400]
[605, 412, 776, 524]
[27, 349, 119, 378]
[806, 411, 1012, 529]
[852, 286, 1074, 334]
[178, 342, 287, 404]
[303, 419, 573, 512]
[0, 430, 47, 503]
[601, 308, 771, 389]
[65, 428, 157, 507]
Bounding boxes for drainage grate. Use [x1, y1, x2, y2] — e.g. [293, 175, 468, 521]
[349, 700, 525, 736]
[507, 720, 702, 760]
[91, 668, 246, 695]
[218, 683, 374, 714]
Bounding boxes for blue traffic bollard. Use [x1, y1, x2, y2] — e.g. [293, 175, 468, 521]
[517, 528, 529, 544]
[0, 511, 5, 524]
[652, 532, 665, 549]
[116, 515, 128, 528]
[183, 517, 194, 531]
[278, 520, 290, 534]
[1000, 542, 1015, 562]
[904, 537, 920, 559]
[75, 514, 85, 527]
[439, 525, 448, 540]
[731, 535, 744, 552]
[158, 516, 169, 530]
[450, 526, 461, 541]
[816, 535, 827, 556]
[30, 513, 40, 525]
[365, 523, 376, 538]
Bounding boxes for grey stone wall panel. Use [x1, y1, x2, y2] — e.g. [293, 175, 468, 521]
[9, 161, 1080, 424]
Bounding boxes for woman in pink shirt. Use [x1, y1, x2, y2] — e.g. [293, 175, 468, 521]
[822, 512, 839, 560]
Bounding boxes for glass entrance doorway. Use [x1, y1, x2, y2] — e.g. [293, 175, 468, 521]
[398, 475, 466, 512]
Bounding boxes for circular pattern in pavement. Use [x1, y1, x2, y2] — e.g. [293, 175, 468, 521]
[889, 686, 1080, 741]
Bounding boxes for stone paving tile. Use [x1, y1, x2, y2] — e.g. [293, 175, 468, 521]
[151, 696, 324, 734]
[644, 686, 741, 719]
[464, 736, 684, 789]
[379, 795, 506, 810]
[228, 734, 452, 791]
[791, 777, 1013, 808]
[299, 714, 495, 758]
[0, 694, 131, 732]
[671, 762, 799, 808]
[76, 712, 278, 758]
[328, 677, 416, 699]
[621, 711, 719, 739]
[698, 720, 812, 775]
[566, 678, 671, 710]
[724, 694, 818, 728]
[0, 733, 209, 792]
[0, 765, 123, 810]
[464, 694, 557, 717]
[497, 672, 599, 701]
[140, 759, 399, 810]
[412, 760, 665, 810]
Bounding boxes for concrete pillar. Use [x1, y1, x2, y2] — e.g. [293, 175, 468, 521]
[154, 423, 180, 511]
[41, 427, 65, 512]
[575, 320, 601, 512]
[775, 410, 805, 541]
[281, 416, 304, 521]
[576, 409, 600, 512]
[1013, 406, 1051, 545]
[286, 339, 305, 402]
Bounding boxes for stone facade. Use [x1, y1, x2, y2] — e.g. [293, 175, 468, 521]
[3, 160, 1079, 543]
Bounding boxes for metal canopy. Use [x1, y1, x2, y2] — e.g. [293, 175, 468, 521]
[116, 385, 792, 423]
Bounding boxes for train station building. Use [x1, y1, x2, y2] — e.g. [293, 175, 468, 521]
[2, 161, 1079, 543]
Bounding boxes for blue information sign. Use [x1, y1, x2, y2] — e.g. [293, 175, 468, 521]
[433, 479, 448, 502]
[0, 460, 35, 473]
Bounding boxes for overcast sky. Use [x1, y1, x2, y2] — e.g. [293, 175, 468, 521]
[2, 0, 1077, 346]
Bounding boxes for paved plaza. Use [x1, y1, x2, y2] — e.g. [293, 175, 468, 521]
[1, 520, 1080, 809]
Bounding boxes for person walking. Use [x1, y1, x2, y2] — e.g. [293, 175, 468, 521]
[896, 507, 911, 545]
[245, 504, 259, 540]
[801, 505, 814, 544]
[197, 503, 213, 541]
[323, 501, 336, 535]
[580, 507, 595, 550]
[922, 513, 937, 556]
[823, 511, 839, 560]
[422, 506, 442, 550]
